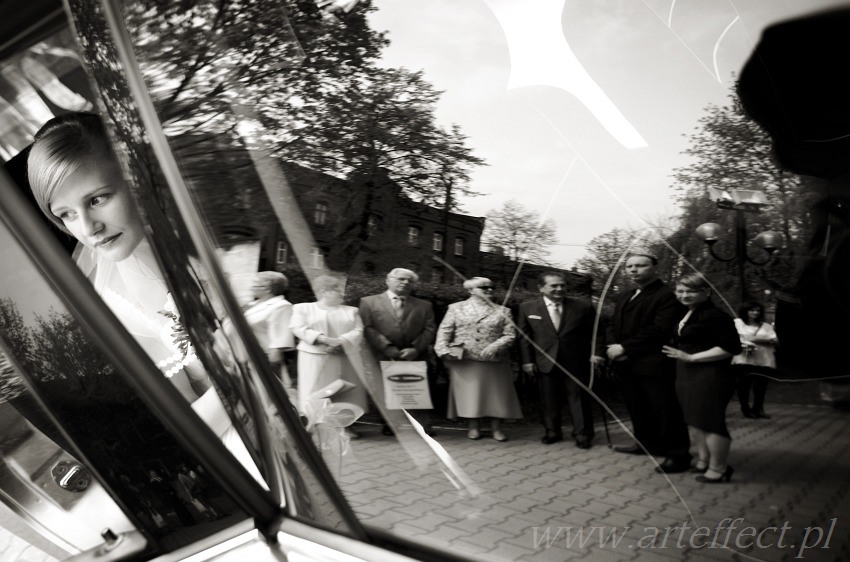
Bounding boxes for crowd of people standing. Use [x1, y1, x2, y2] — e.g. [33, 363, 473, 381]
[241, 253, 774, 489]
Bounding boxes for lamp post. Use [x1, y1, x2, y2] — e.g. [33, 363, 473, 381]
[695, 187, 783, 303]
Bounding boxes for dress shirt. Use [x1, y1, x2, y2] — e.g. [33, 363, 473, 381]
[543, 297, 562, 328]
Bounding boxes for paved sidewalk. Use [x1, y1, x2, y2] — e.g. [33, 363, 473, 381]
[340, 402, 850, 562]
[1, 400, 847, 561]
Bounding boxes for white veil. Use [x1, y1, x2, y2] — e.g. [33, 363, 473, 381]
[74, 239, 267, 486]
[74, 238, 197, 378]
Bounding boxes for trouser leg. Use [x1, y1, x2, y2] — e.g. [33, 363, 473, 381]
[735, 366, 753, 411]
[751, 370, 769, 412]
[617, 371, 660, 452]
[537, 371, 563, 435]
[642, 375, 690, 460]
[564, 375, 594, 439]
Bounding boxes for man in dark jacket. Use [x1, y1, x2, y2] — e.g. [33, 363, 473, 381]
[359, 268, 436, 435]
[605, 253, 691, 472]
[518, 271, 603, 448]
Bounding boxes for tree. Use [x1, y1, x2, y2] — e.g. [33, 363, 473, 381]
[482, 200, 558, 264]
[69, 0, 485, 271]
[0, 298, 30, 403]
[574, 227, 638, 298]
[670, 90, 819, 305]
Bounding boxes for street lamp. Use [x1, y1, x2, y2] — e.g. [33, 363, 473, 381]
[695, 187, 783, 303]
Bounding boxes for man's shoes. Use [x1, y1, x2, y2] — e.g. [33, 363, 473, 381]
[541, 433, 563, 445]
[613, 444, 642, 455]
[423, 424, 436, 437]
[575, 437, 592, 449]
[654, 457, 691, 474]
[381, 424, 395, 436]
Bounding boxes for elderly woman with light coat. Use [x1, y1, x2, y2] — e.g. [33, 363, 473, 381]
[435, 277, 523, 441]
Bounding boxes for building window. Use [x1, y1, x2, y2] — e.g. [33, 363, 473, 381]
[433, 233, 443, 252]
[454, 237, 465, 256]
[407, 226, 421, 246]
[430, 267, 444, 284]
[276, 241, 288, 265]
[310, 246, 325, 268]
[314, 203, 328, 225]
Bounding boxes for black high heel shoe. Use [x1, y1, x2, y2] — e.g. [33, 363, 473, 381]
[696, 466, 734, 483]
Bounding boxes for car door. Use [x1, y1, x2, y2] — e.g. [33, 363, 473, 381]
[0, 2, 482, 561]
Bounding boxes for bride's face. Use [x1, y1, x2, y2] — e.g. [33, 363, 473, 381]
[49, 159, 145, 262]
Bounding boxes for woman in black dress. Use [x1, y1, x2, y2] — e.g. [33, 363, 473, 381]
[662, 274, 741, 483]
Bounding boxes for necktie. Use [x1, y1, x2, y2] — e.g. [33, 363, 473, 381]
[551, 302, 561, 327]
[393, 296, 405, 318]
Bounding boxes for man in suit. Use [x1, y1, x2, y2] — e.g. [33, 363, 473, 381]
[605, 253, 691, 473]
[359, 268, 437, 435]
[518, 271, 602, 447]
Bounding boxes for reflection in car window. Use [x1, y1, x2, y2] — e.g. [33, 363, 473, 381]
[62, 0, 371, 537]
[0, 214, 248, 556]
[5, 1, 849, 561]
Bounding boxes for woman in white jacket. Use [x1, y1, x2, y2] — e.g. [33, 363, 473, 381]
[290, 275, 369, 428]
[732, 301, 778, 419]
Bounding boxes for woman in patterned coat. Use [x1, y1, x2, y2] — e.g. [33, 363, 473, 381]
[435, 277, 523, 441]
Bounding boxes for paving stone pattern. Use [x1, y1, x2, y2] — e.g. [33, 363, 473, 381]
[339, 403, 850, 562]
[1, 402, 847, 561]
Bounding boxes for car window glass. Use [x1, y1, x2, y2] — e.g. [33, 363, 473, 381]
[8, 1, 848, 561]
[61, 0, 372, 536]
[0, 207, 249, 557]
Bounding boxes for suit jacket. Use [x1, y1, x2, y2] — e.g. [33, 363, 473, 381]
[604, 278, 686, 378]
[358, 292, 436, 360]
[517, 297, 595, 377]
[434, 298, 515, 362]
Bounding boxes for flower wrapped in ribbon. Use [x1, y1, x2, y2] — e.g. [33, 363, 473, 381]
[303, 379, 364, 476]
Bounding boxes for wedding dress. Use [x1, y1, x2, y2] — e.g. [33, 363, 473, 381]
[75, 239, 266, 488]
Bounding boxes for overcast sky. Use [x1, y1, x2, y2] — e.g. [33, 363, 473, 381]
[369, 0, 845, 268]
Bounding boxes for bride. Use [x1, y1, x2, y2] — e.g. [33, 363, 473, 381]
[27, 112, 263, 485]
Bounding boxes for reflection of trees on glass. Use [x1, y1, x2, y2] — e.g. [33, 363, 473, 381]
[0, 298, 30, 402]
[0, 297, 243, 542]
[577, 90, 820, 305]
[30, 310, 115, 391]
[671, 93, 817, 298]
[482, 200, 559, 264]
[99, 0, 484, 271]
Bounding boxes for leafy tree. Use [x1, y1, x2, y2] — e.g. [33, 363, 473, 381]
[669, 90, 820, 305]
[482, 200, 558, 264]
[574, 227, 638, 298]
[86, 0, 486, 271]
[0, 298, 30, 403]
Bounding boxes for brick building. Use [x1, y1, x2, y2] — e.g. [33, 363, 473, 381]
[261, 164, 486, 282]
[184, 140, 590, 292]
